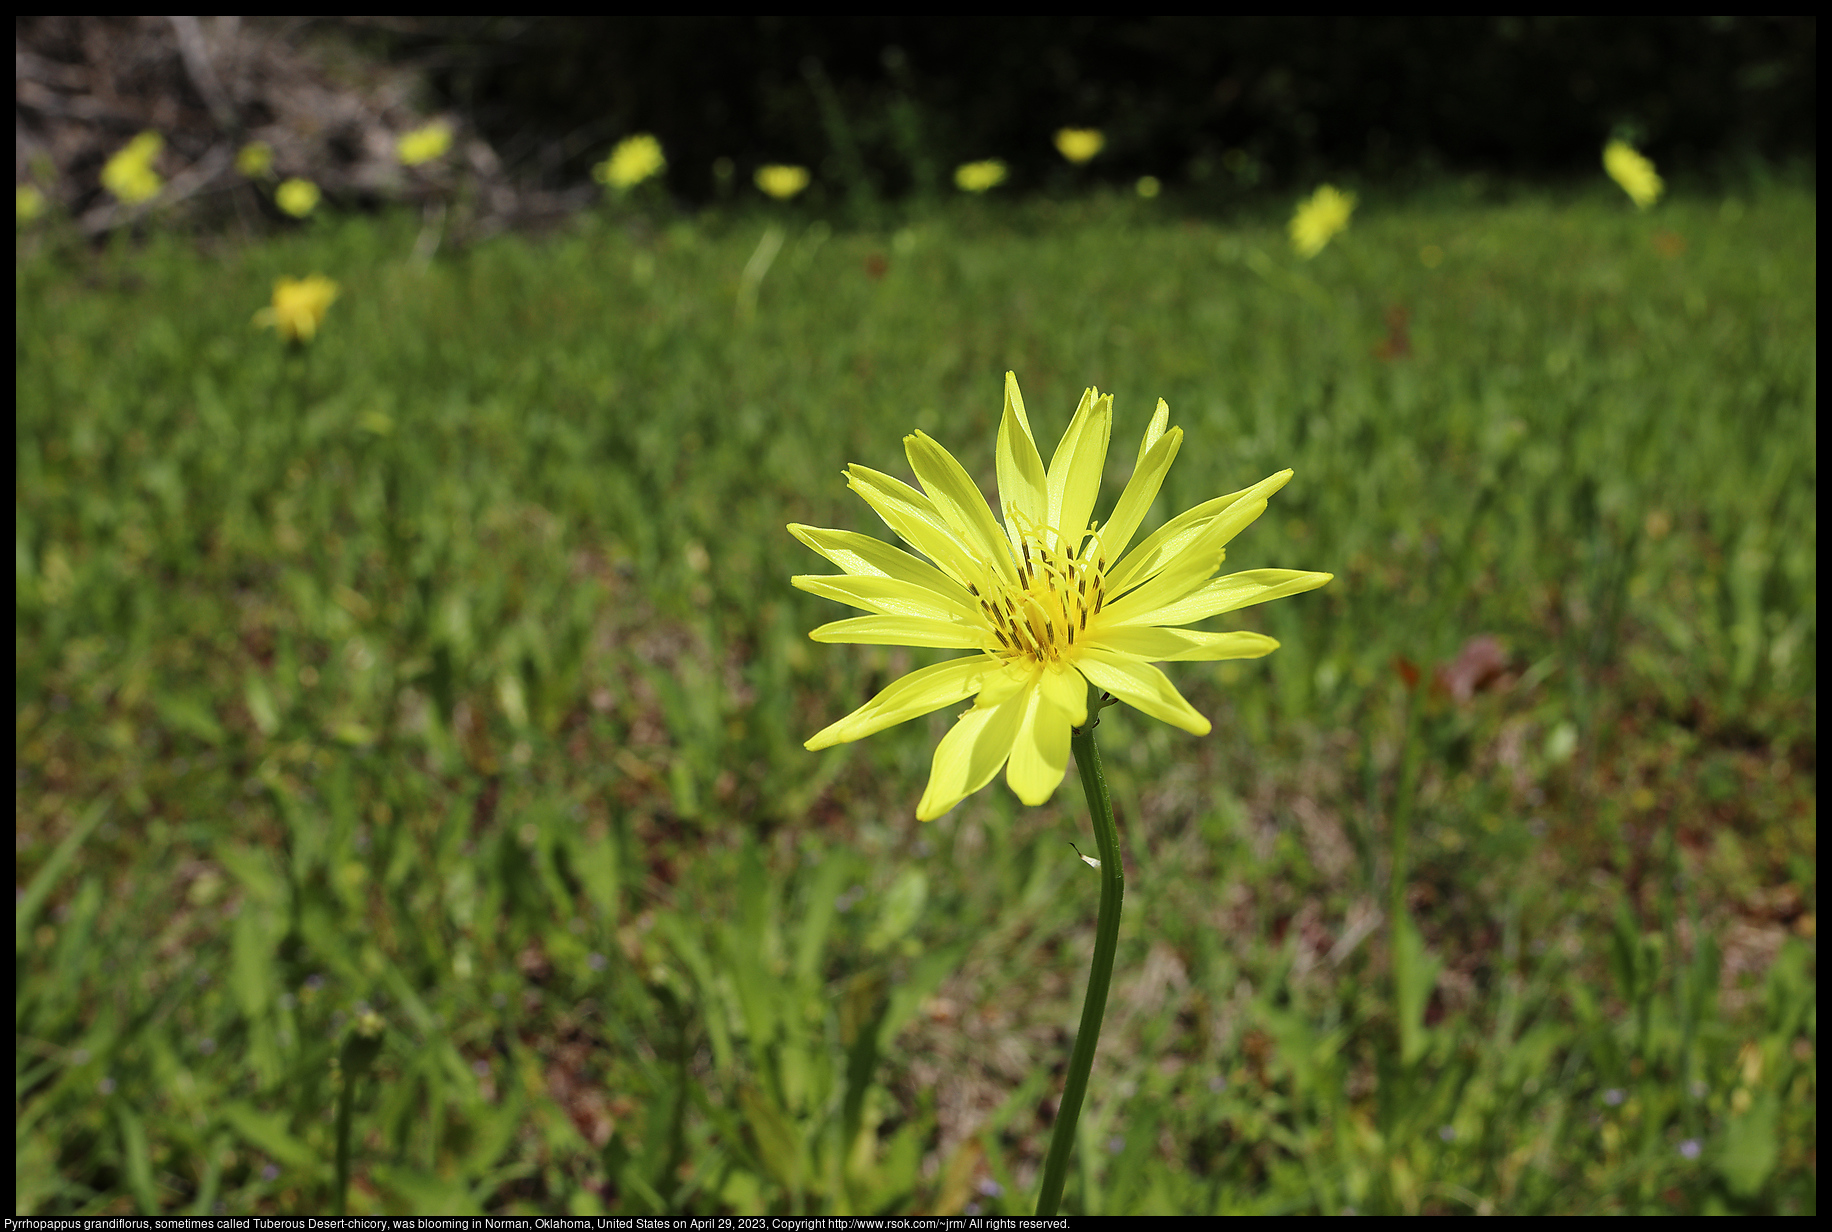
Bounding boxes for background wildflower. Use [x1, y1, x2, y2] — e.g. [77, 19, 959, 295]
[755, 164, 811, 200]
[1604, 139, 1663, 209]
[101, 131, 163, 205]
[17, 184, 48, 225]
[594, 133, 667, 191]
[1136, 175, 1161, 198]
[397, 122, 453, 168]
[1054, 128, 1104, 164]
[955, 159, 1008, 193]
[275, 178, 321, 218]
[1289, 184, 1356, 258]
[253, 275, 340, 344]
[236, 141, 275, 179]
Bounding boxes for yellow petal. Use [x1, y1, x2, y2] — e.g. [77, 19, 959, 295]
[1005, 686, 1073, 805]
[904, 432, 1017, 584]
[1037, 660, 1089, 726]
[1046, 389, 1112, 546]
[1104, 488, 1252, 597]
[1094, 424, 1181, 566]
[792, 573, 978, 622]
[975, 658, 1038, 709]
[805, 657, 992, 749]
[917, 687, 1030, 820]
[788, 523, 973, 600]
[1102, 499, 1265, 626]
[996, 372, 1048, 552]
[1087, 627, 1279, 661]
[1136, 397, 1170, 469]
[1104, 470, 1294, 621]
[1109, 568, 1333, 628]
[1074, 646, 1211, 735]
[809, 615, 994, 649]
[845, 465, 980, 584]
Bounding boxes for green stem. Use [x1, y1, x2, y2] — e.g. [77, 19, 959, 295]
[1036, 705, 1124, 1217]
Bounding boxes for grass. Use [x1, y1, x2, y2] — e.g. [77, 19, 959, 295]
[15, 183, 1816, 1215]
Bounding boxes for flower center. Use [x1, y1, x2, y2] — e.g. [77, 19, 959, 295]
[969, 525, 1105, 664]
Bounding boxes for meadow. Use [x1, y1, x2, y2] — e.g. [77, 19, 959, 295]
[15, 183, 1816, 1215]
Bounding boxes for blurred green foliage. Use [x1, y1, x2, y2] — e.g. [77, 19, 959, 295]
[15, 184, 1816, 1215]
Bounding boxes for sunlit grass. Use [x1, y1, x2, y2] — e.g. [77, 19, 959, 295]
[15, 184, 1816, 1215]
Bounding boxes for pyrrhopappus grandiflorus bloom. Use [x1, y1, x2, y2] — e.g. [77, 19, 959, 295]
[790, 373, 1331, 819]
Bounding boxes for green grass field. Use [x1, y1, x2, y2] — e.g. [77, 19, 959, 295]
[16, 184, 1816, 1215]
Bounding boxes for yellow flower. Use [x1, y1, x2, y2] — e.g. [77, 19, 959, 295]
[1289, 184, 1356, 259]
[790, 372, 1331, 820]
[1603, 140, 1663, 210]
[755, 164, 811, 200]
[17, 184, 48, 224]
[954, 160, 1008, 193]
[275, 178, 321, 218]
[397, 122, 453, 168]
[595, 133, 667, 191]
[236, 141, 274, 178]
[253, 275, 340, 343]
[101, 132, 164, 205]
[1055, 128, 1104, 164]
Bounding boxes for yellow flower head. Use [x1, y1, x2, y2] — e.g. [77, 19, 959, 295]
[397, 122, 453, 168]
[755, 164, 811, 200]
[236, 141, 275, 179]
[790, 372, 1331, 820]
[1603, 140, 1663, 210]
[1289, 184, 1356, 259]
[955, 159, 1009, 193]
[275, 178, 321, 218]
[101, 131, 165, 205]
[253, 275, 340, 344]
[595, 133, 668, 191]
[17, 184, 49, 225]
[1055, 128, 1104, 164]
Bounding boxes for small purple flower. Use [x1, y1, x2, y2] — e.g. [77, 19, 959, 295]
[262, 1163, 281, 1182]
[1438, 1125, 1455, 1142]
[588, 952, 607, 971]
[977, 1178, 1003, 1197]
[1107, 1135, 1125, 1154]
[1679, 1139, 1702, 1160]
[1603, 1088, 1626, 1107]
[1209, 1074, 1228, 1094]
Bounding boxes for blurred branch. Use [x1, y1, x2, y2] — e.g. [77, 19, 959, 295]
[165, 15, 239, 133]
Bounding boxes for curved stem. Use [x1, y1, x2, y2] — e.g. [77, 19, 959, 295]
[1035, 708, 1124, 1216]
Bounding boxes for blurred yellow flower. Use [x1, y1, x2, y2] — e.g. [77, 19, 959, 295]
[17, 184, 48, 224]
[954, 160, 1008, 193]
[594, 133, 668, 191]
[1136, 175, 1161, 199]
[790, 371, 1330, 819]
[236, 141, 275, 178]
[755, 164, 811, 200]
[101, 132, 164, 205]
[1289, 184, 1356, 259]
[275, 178, 321, 218]
[253, 275, 340, 344]
[1603, 140, 1663, 210]
[397, 122, 453, 168]
[1054, 128, 1104, 164]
